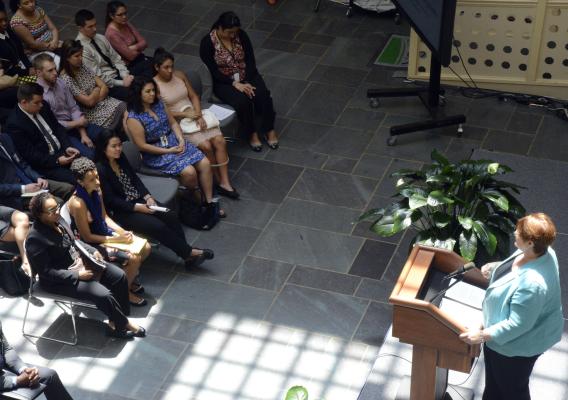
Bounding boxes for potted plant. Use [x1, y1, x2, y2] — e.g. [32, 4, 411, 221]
[360, 150, 526, 262]
[284, 386, 308, 400]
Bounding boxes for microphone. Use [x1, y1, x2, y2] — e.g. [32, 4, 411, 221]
[443, 262, 476, 281]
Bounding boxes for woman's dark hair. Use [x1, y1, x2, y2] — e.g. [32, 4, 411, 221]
[94, 129, 121, 162]
[59, 39, 83, 78]
[8, 0, 20, 13]
[128, 75, 159, 114]
[29, 192, 55, 220]
[105, 1, 126, 27]
[153, 47, 174, 74]
[70, 157, 97, 181]
[211, 11, 241, 31]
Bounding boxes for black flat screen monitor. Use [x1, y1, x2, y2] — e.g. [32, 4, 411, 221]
[391, 0, 457, 66]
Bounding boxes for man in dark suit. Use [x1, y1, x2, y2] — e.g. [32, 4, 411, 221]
[0, 321, 74, 399]
[0, 133, 73, 210]
[5, 83, 81, 185]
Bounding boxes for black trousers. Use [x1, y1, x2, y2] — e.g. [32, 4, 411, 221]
[41, 263, 130, 331]
[128, 54, 154, 78]
[112, 209, 192, 259]
[214, 73, 276, 139]
[36, 366, 74, 400]
[483, 345, 540, 400]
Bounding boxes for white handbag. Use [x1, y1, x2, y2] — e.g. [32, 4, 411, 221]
[180, 109, 220, 134]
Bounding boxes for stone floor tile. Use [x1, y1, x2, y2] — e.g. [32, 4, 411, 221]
[352, 301, 392, 347]
[323, 156, 358, 173]
[263, 147, 329, 168]
[349, 240, 397, 280]
[336, 107, 386, 132]
[189, 222, 262, 282]
[251, 222, 363, 272]
[232, 159, 304, 204]
[352, 154, 392, 179]
[288, 83, 356, 125]
[482, 130, 534, 155]
[290, 169, 377, 209]
[273, 198, 361, 233]
[279, 120, 333, 150]
[159, 274, 275, 322]
[287, 265, 361, 295]
[264, 75, 309, 116]
[308, 65, 368, 87]
[265, 285, 368, 338]
[311, 126, 373, 158]
[220, 197, 279, 230]
[231, 256, 294, 291]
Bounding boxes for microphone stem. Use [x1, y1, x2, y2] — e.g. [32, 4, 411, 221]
[428, 274, 465, 303]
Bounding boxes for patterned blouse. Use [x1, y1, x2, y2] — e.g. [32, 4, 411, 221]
[61, 65, 125, 128]
[127, 100, 205, 175]
[10, 7, 52, 53]
[118, 168, 140, 202]
[210, 30, 246, 81]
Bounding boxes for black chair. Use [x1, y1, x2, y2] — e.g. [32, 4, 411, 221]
[121, 141, 180, 208]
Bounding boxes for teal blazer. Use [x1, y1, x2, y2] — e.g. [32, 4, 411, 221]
[483, 248, 564, 357]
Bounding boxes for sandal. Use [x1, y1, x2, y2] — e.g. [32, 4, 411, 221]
[216, 185, 240, 200]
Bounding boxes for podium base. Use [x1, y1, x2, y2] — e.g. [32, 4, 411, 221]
[394, 375, 474, 400]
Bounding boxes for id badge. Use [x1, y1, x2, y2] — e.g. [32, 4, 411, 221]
[233, 72, 240, 82]
[160, 135, 168, 147]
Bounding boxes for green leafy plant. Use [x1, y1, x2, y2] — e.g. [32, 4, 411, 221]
[360, 150, 526, 262]
[284, 386, 308, 400]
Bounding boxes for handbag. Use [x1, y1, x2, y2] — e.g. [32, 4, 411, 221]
[178, 189, 220, 230]
[179, 109, 220, 134]
[0, 252, 30, 297]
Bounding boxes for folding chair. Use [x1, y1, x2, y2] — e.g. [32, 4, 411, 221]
[21, 240, 98, 346]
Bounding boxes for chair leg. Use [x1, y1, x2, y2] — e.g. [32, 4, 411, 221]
[23, 297, 79, 346]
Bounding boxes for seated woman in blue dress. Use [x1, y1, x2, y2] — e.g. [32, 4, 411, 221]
[126, 76, 220, 213]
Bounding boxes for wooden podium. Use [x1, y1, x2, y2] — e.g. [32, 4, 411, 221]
[389, 245, 488, 400]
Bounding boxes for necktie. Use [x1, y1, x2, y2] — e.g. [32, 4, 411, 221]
[90, 38, 121, 77]
[33, 114, 60, 155]
[0, 143, 32, 184]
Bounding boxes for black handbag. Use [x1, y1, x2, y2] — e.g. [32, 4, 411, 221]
[0, 252, 30, 297]
[178, 189, 220, 231]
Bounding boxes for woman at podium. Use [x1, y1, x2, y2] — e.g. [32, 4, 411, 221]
[460, 212, 563, 400]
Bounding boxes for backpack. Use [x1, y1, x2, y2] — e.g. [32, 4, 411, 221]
[178, 189, 220, 231]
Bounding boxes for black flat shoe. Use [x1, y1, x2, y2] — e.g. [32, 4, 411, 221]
[249, 142, 262, 152]
[263, 134, 279, 150]
[107, 328, 135, 339]
[133, 326, 146, 338]
[216, 185, 240, 200]
[185, 248, 214, 270]
[129, 297, 147, 307]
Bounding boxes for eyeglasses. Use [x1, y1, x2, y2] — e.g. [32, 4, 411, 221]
[44, 204, 61, 215]
[115, 12, 127, 17]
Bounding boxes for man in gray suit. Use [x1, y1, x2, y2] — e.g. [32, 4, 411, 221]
[0, 321, 73, 399]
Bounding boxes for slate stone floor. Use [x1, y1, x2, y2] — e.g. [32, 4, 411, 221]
[2, 0, 568, 399]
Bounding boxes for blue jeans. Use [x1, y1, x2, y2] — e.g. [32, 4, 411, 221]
[67, 124, 104, 160]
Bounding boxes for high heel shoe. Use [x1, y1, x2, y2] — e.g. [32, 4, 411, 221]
[263, 134, 279, 150]
[249, 142, 263, 152]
